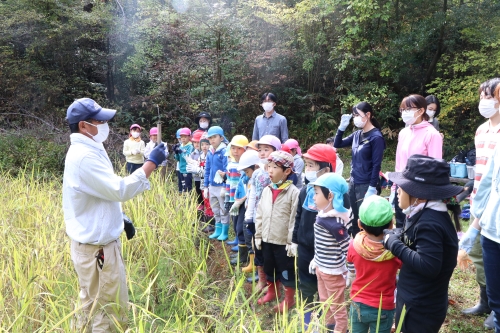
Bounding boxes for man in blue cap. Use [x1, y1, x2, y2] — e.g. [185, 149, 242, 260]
[63, 98, 166, 332]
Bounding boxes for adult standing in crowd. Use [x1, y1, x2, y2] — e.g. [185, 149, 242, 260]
[393, 94, 442, 228]
[192, 111, 212, 137]
[63, 98, 167, 332]
[252, 92, 289, 143]
[459, 78, 500, 329]
[334, 102, 386, 236]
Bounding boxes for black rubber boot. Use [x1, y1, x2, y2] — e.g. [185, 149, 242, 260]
[230, 245, 248, 265]
[484, 311, 494, 330]
[462, 286, 491, 315]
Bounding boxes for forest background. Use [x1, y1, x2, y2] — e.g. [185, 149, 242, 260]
[1, 0, 500, 174]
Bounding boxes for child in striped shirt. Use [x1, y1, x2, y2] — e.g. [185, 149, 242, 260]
[309, 173, 352, 333]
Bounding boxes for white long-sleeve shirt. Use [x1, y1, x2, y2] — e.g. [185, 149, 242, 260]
[63, 134, 150, 245]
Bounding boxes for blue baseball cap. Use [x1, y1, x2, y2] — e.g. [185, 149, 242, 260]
[310, 173, 348, 212]
[176, 129, 181, 139]
[66, 98, 116, 124]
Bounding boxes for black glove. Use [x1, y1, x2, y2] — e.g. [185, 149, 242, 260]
[172, 143, 183, 155]
[383, 228, 403, 251]
[224, 202, 232, 213]
[147, 142, 166, 166]
[123, 213, 136, 240]
[244, 220, 255, 235]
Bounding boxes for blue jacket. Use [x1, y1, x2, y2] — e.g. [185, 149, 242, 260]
[204, 143, 228, 188]
[334, 128, 385, 187]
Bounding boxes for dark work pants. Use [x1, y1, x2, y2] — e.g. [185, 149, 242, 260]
[482, 235, 500, 332]
[178, 173, 192, 192]
[395, 296, 447, 333]
[298, 244, 317, 304]
[348, 181, 370, 237]
[262, 241, 296, 288]
[126, 162, 143, 174]
[244, 222, 254, 254]
[236, 205, 246, 245]
[393, 186, 406, 228]
[194, 180, 203, 206]
[254, 237, 264, 266]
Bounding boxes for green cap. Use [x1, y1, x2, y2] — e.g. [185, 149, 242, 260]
[359, 195, 393, 227]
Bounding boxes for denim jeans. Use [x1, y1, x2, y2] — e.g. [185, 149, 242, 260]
[482, 235, 500, 332]
[350, 301, 395, 333]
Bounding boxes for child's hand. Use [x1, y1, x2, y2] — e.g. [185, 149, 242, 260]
[217, 170, 226, 177]
[345, 270, 356, 288]
[287, 243, 298, 257]
[254, 238, 262, 250]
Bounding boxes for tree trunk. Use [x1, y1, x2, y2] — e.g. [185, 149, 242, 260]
[422, 0, 447, 93]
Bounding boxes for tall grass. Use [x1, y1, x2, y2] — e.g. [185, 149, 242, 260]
[0, 169, 412, 332]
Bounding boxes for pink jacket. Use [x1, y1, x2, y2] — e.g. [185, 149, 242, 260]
[395, 121, 442, 172]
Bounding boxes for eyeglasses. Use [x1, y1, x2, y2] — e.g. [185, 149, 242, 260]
[400, 108, 419, 113]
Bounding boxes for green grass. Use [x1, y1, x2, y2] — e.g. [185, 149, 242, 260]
[0, 169, 488, 332]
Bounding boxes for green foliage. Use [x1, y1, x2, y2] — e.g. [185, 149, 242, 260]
[1, 0, 500, 165]
[0, 134, 67, 176]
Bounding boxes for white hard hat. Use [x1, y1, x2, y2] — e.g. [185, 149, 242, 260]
[237, 150, 260, 171]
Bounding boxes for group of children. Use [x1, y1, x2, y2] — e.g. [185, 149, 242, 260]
[122, 109, 464, 333]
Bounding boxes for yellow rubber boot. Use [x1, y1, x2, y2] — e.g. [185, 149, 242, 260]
[241, 254, 255, 273]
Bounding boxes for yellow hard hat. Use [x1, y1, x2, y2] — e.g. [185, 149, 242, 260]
[230, 135, 249, 148]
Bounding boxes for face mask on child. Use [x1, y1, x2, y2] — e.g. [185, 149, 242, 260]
[131, 132, 140, 138]
[305, 171, 318, 182]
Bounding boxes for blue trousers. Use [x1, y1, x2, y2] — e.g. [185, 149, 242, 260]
[482, 235, 500, 332]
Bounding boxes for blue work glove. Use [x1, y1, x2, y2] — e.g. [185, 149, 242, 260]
[459, 226, 480, 254]
[338, 114, 352, 131]
[383, 228, 404, 252]
[146, 142, 166, 166]
[364, 186, 377, 199]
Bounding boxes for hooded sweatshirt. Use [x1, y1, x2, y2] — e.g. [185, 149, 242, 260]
[395, 120, 442, 172]
[347, 232, 402, 310]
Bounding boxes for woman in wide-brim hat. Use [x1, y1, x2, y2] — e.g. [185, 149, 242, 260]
[384, 154, 463, 333]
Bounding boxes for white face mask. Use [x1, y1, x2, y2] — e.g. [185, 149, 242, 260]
[85, 122, 110, 143]
[199, 121, 209, 129]
[426, 110, 436, 119]
[131, 131, 140, 138]
[259, 158, 269, 165]
[479, 99, 499, 118]
[353, 116, 367, 128]
[402, 110, 421, 125]
[262, 102, 274, 112]
[305, 171, 318, 182]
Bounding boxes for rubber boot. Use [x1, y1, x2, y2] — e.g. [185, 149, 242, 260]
[274, 286, 295, 313]
[258, 281, 281, 305]
[462, 286, 491, 315]
[247, 271, 259, 283]
[217, 223, 229, 241]
[256, 266, 268, 292]
[484, 311, 494, 330]
[231, 245, 239, 252]
[302, 310, 312, 331]
[242, 254, 255, 273]
[231, 245, 248, 265]
[208, 222, 222, 239]
[226, 238, 238, 246]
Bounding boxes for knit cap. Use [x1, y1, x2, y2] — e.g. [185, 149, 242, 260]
[359, 195, 393, 227]
[268, 151, 294, 168]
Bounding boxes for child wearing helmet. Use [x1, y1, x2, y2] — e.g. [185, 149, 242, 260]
[123, 124, 145, 174]
[243, 135, 280, 289]
[144, 127, 169, 180]
[174, 128, 195, 193]
[284, 139, 304, 190]
[254, 151, 300, 313]
[347, 195, 401, 333]
[204, 126, 230, 241]
[188, 131, 204, 210]
[237, 150, 262, 274]
[309, 173, 352, 333]
[224, 135, 249, 246]
[291, 143, 350, 330]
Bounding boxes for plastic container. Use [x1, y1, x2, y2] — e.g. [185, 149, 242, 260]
[467, 165, 475, 180]
[449, 163, 456, 177]
[451, 162, 467, 178]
